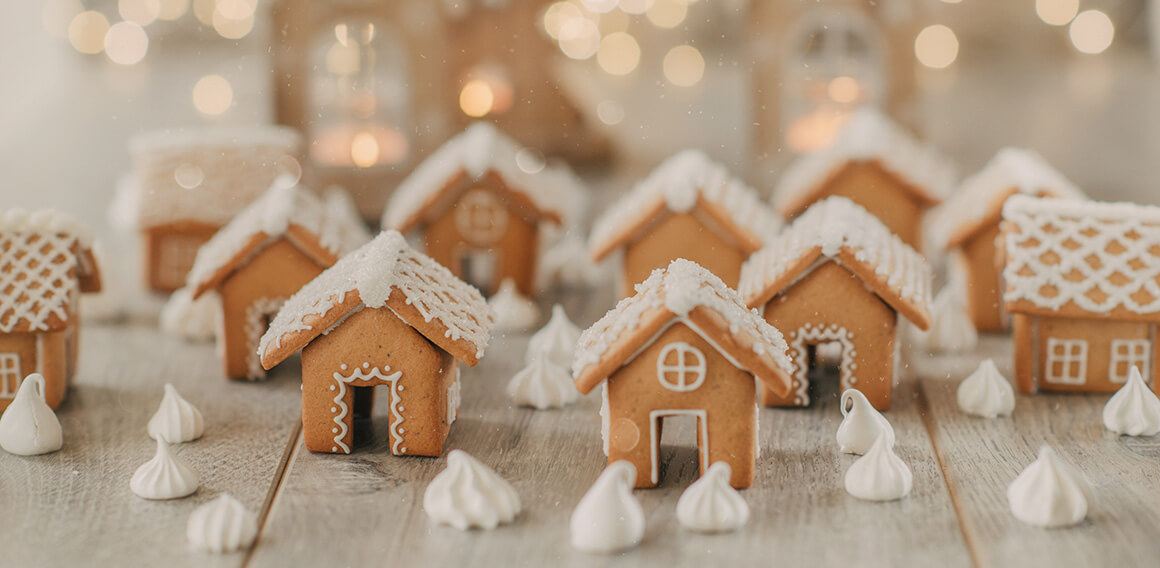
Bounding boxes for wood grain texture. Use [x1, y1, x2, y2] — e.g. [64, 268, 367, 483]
[0, 325, 302, 568]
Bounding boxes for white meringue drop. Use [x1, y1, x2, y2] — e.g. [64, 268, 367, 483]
[130, 437, 200, 500]
[187, 494, 258, 553]
[423, 450, 521, 530]
[676, 462, 749, 533]
[844, 433, 913, 501]
[148, 383, 205, 443]
[526, 304, 581, 367]
[487, 279, 541, 332]
[1008, 445, 1092, 528]
[921, 287, 978, 353]
[571, 461, 645, 554]
[0, 373, 63, 456]
[957, 359, 1016, 418]
[537, 232, 607, 290]
[507, 356, 579, 410]
[1102, 366, 1160, 437]
[836, 388, 894, 455]
[159, 287, 220, 342]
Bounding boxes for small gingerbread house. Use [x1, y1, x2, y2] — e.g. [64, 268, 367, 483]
[571, 259, 794, 489]
[771, 109, 954, 249]
[588, 150, 781, 296]
[1002, 195, 1160, 394]
[259, 230, 494, 456]
[739, 197, 933, 411]
[0, 209, 101, 411]
[930, 148, 1086, 332]
[128, 126, 304, 292]
[185, 182, 370, 380]
[382, 123, 585, 296]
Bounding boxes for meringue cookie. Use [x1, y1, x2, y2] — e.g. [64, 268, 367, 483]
[148, 384, 205, 443]
[187, 494, 258, 553]
[571, 461, 645, 554]
[537, 232, 607, 289]
[0, 373, 63, 456]
[921, 287, 978, 353]
[676, 462, 749, 533]
[1102, 366, 1160, 437]
[130, 437, 200, 500]
[488, 279, 540, 332]
[1008, 445, 1092, 528]
[423, 450, 521, 530]
[957, 359, 1016, 418]
[160, 287, 220, 342]
[836, 388, 894, 455]
[526, 304, 581, 367]
[844, 433, 913, 501]
[507, 356, 579, 410]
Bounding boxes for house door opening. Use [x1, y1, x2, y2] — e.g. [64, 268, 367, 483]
[649, 410, 708, 486]
[459, 248, 497, 293]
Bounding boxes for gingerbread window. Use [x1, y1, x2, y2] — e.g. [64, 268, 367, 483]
[1109, 339, 1150, 383]
[656, 343, 707, 392]
[1045, 338, 1088, 385]
[0, 353, 20, 398]
[159, 235, 203, 289]
[455, 189, 508, 245]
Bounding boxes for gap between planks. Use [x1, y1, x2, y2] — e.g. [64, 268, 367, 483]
[918, 384, 982, 568]
[242, 419, 303, 567]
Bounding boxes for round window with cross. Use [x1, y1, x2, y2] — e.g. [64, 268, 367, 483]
[455, 188, 508, 245]
[656, 342, 707, 392]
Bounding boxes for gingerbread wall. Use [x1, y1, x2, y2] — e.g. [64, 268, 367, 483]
[1015, 315, 1155, 394]
[759, 261, 897, 410]
[958, 222, 1007, 332]
[605, 322, 758, 489]
[0, 328, 69, 412]
[143, 222, 220, 292]
[621, 211, 747, 296]
[809, 162, 927, 250]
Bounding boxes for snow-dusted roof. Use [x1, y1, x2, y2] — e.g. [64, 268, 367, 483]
[772, 109, 956, 217]
[259, 230, 495, 368]
[383, 123, 586, 232]
[186, 181, 371, 297]
[740, 197, 932, 329]
[571, 259, 793, 395]
[1002, 195, 1160, 320]
[931, 148, 1086, 251]
[588, 149, 781, 261]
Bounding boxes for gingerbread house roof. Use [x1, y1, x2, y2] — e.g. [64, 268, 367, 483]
[259, 230, 495, 369]
[129, 125, 303, 229]
[382, 122, 586, 233]
[739, 197, 933, 329]
[931, 148, 1086, 251]
[1002, 195, 1160, 321]
[588, 149, 782, 261]
[571, 259, 794, 397]
[772, 109, 956, 218]
[186, 181, 371, 298]
[1, 209, 101, 333]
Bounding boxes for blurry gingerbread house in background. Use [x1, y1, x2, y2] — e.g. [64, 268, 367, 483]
[588, 150, 780, 295]
[128, 127, 303, 292]
[1002, 195, 1160, 394]
[0, 209, 101, 411]
[383, 123, 585, 297]
[932, 148, 1086, 332]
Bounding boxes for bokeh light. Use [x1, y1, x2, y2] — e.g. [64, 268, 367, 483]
[647, 0, 687, 29]
[192, 75, 233, 115]
[68, 11, 110, 55]
[119, 0, 160, 27]
[597, 32, 641, 76]
[828, 76, 861, 104]
[157, 0, 190, 21]
[42, 0, 83, 39]
[1036, 0, 1079, 26]
[558, 17, 601, 60]
[915, 25, 959, 69]
[580, 0, 618, 14]
[213, 10, 255, 39]
[460, 79, 495, 118]
[1069, 10, 1114, 55]
[597, 100, 625, 125]
[663, 45, 705, 87]
[542, 2, 582, 40]
[350, 132, 379, 168]
[105, 22, 149, 65]
[619, 0, 654, 15]
[174, 164, 205, 189]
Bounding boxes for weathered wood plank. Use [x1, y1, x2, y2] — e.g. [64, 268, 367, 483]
[0, 324, 302, 567]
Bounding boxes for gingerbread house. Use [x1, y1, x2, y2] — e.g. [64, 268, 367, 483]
[382, 123, 585, 296]
[258, 230, 494, 456]
[571, 259, 794, 489]
[771, 108, 954, 250]
[930, 148, 1086, 332]
[185, 182, 370, 380]
[1002, 195, 1160, 394]
[588, 150, 781, 296]
[739, 197, 933, 411]
[128, 126, 303, 292]
[0, 209, 101, 411]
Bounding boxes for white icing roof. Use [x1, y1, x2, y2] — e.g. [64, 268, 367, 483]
[1002, 195, 1160, 317]
[382, 122, 586, 231]
[772, 109, 956, 215]
[588, 149, 781, 259]
[0, 208, 97, 333]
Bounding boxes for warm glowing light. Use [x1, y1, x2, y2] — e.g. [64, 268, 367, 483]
[580, 0, 618, 13]
[558, 17, 601, 60]
[460, 79, 495, 117]
[597, 32, 641, 76]
[619, 0, 654, 15]
[597, 100, 625, 125]
[105, 22, 149, 65]
[119, 0, 160, 26]
[1069, 10, 1114, 54]
[157, 0, 189, 21]
[516, 149, 546, 174]
[1036, 0, 1079, 26]
[326, 42, 361, 75]
[915, 25, 959, 69]
[941, 0, 962, 3]
[311, 126, 408, 167]
[786, 112, 849, 154]
[174, 164, 205, 189]
[351, 133, 380, 168]
[828, 76, 861, 104]
[193, 0, 215, 26]
[213, 10, 254, 39]
[68, 11, 110, 55]
[192, 75, 233, 115]
[646, 0, 687, 29]
[215, 0, 257, 20]
[600, 9, 630, 34]
[543, 2, 582, 40]
[42, 0, 83, 39]
[663, 44, 705, 87]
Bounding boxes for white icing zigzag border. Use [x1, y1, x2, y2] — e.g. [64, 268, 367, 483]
[787, 323, 856, 406]
[329, 363, 404, 454]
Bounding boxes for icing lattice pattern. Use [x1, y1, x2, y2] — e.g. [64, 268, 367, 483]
[0, 209, 93, 333]
[1002, 195, 1160, 316]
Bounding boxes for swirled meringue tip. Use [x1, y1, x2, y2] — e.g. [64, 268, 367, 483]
[1103, 366, 1160, 437]
[571, 461, 645, 554]
[187, 494, 258, 553]
[423, 450, 521, 530]
[1008, 445, 1092, 528]
[130, 437, 200, 500]
[957, 358, 1016, 419]
[526, 304, 581, 367]
[844, 433, 913, 502]
[507, 356, 580, 410]
[488, 279, 541, 332]
[836, 388, 895, 455]
[0, 373, 63, 456]
[148, 383, 206, 443]
[676, 462, 749, 533]
[921, 287, 978, 353]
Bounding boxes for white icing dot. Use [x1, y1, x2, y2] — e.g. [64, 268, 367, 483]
[331, 407, 336, 412]
[399, 428, 405, 433]
[398, 385, 404, 391]
[399, 406, 404, 411]
[332, 446, 338, 451]
[329, 385, 336, 391]
[340, 364, 348, 370]
[363, 362, 370, 368]
[400, 447, 407, 453]
[332, 428, 338, 433]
